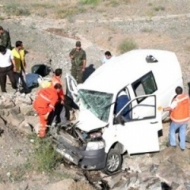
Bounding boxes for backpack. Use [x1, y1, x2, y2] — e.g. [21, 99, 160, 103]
[31, 64, 51, 77]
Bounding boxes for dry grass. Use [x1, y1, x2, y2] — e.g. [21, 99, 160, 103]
[69, 181, 95, 190]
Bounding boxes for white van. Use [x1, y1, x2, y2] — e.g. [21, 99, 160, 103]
[56, 49, 183, 174]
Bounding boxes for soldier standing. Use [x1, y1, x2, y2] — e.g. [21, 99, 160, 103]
[69, 41, 86, 83]
[0, 26, 12, 50]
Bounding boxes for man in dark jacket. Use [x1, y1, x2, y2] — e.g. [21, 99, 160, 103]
[0, 26, 12, 50]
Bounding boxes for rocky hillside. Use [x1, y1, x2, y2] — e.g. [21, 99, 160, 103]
[0, 0, 190, 189]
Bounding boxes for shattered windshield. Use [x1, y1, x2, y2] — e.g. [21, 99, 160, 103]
[78, 89, 113, 122]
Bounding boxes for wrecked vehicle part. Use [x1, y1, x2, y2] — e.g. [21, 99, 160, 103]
[53, 126, 107, 170]
[78, 89, 113, 122]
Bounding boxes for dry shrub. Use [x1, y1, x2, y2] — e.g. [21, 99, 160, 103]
[118, 38, 138, 54]
[69, 181, 95, 190]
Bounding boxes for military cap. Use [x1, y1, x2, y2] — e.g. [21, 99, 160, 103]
[76, 41, 81, 47]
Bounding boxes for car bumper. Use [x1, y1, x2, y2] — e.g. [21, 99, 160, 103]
[55, 137, 107, 170]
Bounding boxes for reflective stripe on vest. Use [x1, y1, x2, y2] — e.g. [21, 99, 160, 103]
[170, 94, 190, 123]
[39, 93, 51, 102]
[49, 104, 54, 109]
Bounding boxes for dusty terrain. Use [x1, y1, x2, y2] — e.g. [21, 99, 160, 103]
[0, 0, 190, 189]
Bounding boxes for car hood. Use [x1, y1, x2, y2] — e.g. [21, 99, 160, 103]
[76, 106, 108, 132]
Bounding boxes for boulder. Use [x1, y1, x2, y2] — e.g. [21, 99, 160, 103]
[6, 113, 25, 127]
[152, 147, 177, 164]
[107, 172, 125, 189]
[157, 162, 188, 185]
[9, 106, 21, 115]
[18, 121, 33, 134]
[15, 95, 32, 105]
[143, 177, 161, 190]
[24, 115, 39, 133]
[0, 99, 15, 109]
[19, 104, 35, 116]
[167, 148, 190, 172]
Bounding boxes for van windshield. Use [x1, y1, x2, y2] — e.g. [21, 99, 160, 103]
[78, 89, 113, 122]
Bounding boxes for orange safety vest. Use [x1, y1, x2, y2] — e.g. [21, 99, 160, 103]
[170, 94, 190, 123]
[51, 76, 64, 101]
[33, 87, 59, 115]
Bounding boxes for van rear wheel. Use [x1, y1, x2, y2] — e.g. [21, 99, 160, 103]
[103, 149, 122, 175]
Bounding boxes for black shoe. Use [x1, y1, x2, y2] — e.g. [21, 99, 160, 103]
[181, 149, 185, 151]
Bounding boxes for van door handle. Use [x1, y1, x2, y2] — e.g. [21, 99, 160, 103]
[150, 121, 158, 124]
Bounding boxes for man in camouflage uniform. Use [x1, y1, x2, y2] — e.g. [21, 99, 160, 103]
[0, 26, 12, 50]
[69, 41, 86, 83]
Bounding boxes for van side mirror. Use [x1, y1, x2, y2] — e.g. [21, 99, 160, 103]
[114, 115, 125, 125]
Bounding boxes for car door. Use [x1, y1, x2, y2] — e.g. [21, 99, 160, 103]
[115, 94, 162, 155]
[65, 73, 78, 103]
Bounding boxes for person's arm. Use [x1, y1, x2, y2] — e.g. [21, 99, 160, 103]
[69, 49, 75, 60]
[163, 107, 172, 111]
[10, 52, 16, 72]
[82, 51, 86, 72]
[163, 100, 177, 112]
[1, 32, 8, 48]
[82, 60, 86, 72]
[22, 55, 26, 68]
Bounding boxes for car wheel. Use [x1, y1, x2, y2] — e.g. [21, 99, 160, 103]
[103, 149, 122, 175]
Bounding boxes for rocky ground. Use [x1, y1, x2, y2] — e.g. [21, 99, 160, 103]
[0, 0, 190, 189]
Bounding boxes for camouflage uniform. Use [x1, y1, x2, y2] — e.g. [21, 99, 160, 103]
[70, 48, 86, 84]
[0, 30, 12, 49]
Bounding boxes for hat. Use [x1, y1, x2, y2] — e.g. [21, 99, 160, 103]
[76, 41, 81, 47]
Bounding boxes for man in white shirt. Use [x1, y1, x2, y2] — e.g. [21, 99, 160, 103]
[102, 51, 115, 64]
[0, 45, 17, 92]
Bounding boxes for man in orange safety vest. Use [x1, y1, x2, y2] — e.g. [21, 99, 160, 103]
[33, 83, 62, 138]
[163, 86, 190, 151]
[49, 68, 67, 125]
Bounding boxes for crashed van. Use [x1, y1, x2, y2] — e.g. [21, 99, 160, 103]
[54, 49, 183, 174]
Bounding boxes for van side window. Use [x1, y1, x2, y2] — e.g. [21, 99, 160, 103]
[132, 72, 157, 103]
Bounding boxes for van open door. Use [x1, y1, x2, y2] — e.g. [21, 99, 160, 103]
[65, 73, 78, 103]
[115, 94, 162, 155]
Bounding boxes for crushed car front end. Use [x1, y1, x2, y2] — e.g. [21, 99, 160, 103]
[52, 126, 107, 170]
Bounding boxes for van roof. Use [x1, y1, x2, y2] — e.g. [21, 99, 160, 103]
[81, 49, 180, 93]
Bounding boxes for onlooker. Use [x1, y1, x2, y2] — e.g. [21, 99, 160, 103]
[33, 83, 62, 138]
[69, 41, 86, 83]
[163, 86, 190, 151]
[49, 68, 66, 125]
[0, 26, 12, 50]
[12, 41, 29, 92]
[0, 45, 17, 92]
[102, 51, 115, 64]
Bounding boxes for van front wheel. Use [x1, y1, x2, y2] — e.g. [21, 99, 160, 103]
[103, 149, 122, 175]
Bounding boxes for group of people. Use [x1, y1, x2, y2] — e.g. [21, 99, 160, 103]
[0, 26, 29, 93]
[69, 41, 114, 84]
